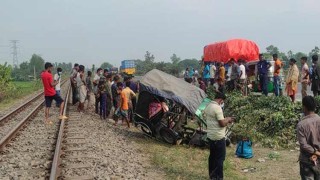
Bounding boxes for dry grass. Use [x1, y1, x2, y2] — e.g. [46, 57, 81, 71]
[131, 128, 301, 180]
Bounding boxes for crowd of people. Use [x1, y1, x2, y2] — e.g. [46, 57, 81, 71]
[69, 63, 138, 128]
[40, 55, 320, 179]
[183, 54, 320, 103]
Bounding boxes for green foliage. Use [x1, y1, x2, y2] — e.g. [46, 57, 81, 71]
[0, 63, 14, 101]
[100, 62, 114, 69]
[309, 46, 320, 58]
[53, 62, 72, 73]
[221, 92, 302, 149]
[135, 52, 200, 76]
[11, 54, 45, 81]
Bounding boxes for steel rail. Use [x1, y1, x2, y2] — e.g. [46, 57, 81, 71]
[0, 79, 68, 124]
[49, 82, 71, 180]
[0, 92, 43, 123]
[0, 80, 69, 150]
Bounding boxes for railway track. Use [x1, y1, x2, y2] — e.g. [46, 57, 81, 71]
[0, 79, 163, 179]
[0, 81, 70, 179]
[0, 80, 68, 145]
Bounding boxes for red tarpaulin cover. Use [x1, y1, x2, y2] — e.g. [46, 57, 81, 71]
[203, 39, 260, 63]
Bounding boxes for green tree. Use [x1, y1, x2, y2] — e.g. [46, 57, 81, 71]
[168, 54, 181, 76]
[170, 53, 180, 65]
[29, 54, 45, 79]
[100, 62, 113, 69]
[0, 62, 14, 100]
[178, 59, 200, 72]
[309, 46, 320, 58]
[266, 45, 280, 55]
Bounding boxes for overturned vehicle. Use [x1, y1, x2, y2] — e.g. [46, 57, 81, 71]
[133, 69, 209, 145]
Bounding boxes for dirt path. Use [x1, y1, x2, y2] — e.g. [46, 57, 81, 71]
[227, 145, 300, 180]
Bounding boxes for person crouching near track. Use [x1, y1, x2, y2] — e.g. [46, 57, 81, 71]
[41, 62, 68, 124]
[205, 92, 235, 180]
[114, 82, 130, 128]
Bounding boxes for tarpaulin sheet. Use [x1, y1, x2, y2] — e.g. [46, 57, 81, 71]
[203, 39, 259, 63]
[140, 69, 207, 114]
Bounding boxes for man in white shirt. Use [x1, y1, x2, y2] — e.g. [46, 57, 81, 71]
[238, 60, 247, 95]
[94, 68, 103, 114]
[210, 63, 217, 86]
[54, 67, 62, 107]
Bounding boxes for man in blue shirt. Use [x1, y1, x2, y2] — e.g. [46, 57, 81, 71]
[203, 63, 211, 86]
[257, 54, 271, 96]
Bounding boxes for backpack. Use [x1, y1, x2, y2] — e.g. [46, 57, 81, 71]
[235, 139, 253, 159]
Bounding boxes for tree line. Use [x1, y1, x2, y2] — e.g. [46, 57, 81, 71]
[134, 51, 200, 76]
[262, 45, 320, 68]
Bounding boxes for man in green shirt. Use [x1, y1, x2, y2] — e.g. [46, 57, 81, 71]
[204, 92, 235, 179]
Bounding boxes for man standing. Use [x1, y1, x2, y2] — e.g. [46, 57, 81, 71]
[297, 96, 320, 179]
[70, 63, 79, 105]
[285, 58, 299, 102]
[238, 60, 247, 95]
[93, 68, 103, 114]
[210, 63, 217, 86]
[54, 67, 62, 107]
[217, 62, 226, 93]
[205, 92, 235, 179]
[257, 54, 271, 96]
[229, 59, 239, 91]
[41, 62, 68, 123]
[311, 55, 320, 96]
[203, 63, 211, 86]
[301, 57, 310, 98]
[114, 82, 130, 128]
[111, 75, 121, 111]
[123, 81, 136, 122]
[273, 54, 283, 96]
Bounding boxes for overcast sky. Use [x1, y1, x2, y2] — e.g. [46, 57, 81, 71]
[1, 0, 320, 67]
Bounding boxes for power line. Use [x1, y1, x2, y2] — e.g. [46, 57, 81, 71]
[10, 40, 19, 68]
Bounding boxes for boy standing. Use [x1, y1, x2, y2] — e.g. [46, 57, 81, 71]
[41, 62, 68, 123]
[54, 67, 62, 107]
[114, 82, 130, 128]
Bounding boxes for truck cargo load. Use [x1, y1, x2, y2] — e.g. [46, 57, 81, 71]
[203, 39, 260, 63]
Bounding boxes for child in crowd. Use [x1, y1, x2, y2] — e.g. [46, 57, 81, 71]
[114, 82, 130, 128]
[198, 77, 207, 93]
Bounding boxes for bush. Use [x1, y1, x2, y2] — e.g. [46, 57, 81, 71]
[220, 92, 302, 149]
[205, 84, 320, 149]
[0, 63, 14, 101]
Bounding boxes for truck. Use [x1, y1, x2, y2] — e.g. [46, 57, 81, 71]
[120, 60, 136, 75]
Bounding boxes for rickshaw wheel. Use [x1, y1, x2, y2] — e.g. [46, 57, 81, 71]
[160, 127, 178, 145]
[139, 124, 153, 137]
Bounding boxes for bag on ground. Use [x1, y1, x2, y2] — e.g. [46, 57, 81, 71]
[235, 139, 253, 159]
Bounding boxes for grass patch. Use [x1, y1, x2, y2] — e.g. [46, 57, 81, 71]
[136, 137, 246, 180]
[0, 80, 42, 110]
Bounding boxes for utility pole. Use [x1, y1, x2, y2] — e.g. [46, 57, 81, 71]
[10, 40, 19, 68]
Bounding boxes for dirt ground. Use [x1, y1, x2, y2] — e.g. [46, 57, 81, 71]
[226, 145, 300, 180]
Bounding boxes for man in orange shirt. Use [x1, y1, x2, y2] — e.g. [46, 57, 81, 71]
[273, 54, 283, 96]
[217, 62, 226, 93]
[114, 82, 130, 128]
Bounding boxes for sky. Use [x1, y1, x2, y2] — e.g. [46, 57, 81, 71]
[1, 0, 320, 68]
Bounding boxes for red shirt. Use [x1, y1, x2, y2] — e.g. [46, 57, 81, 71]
[41, 71, 56, 96]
